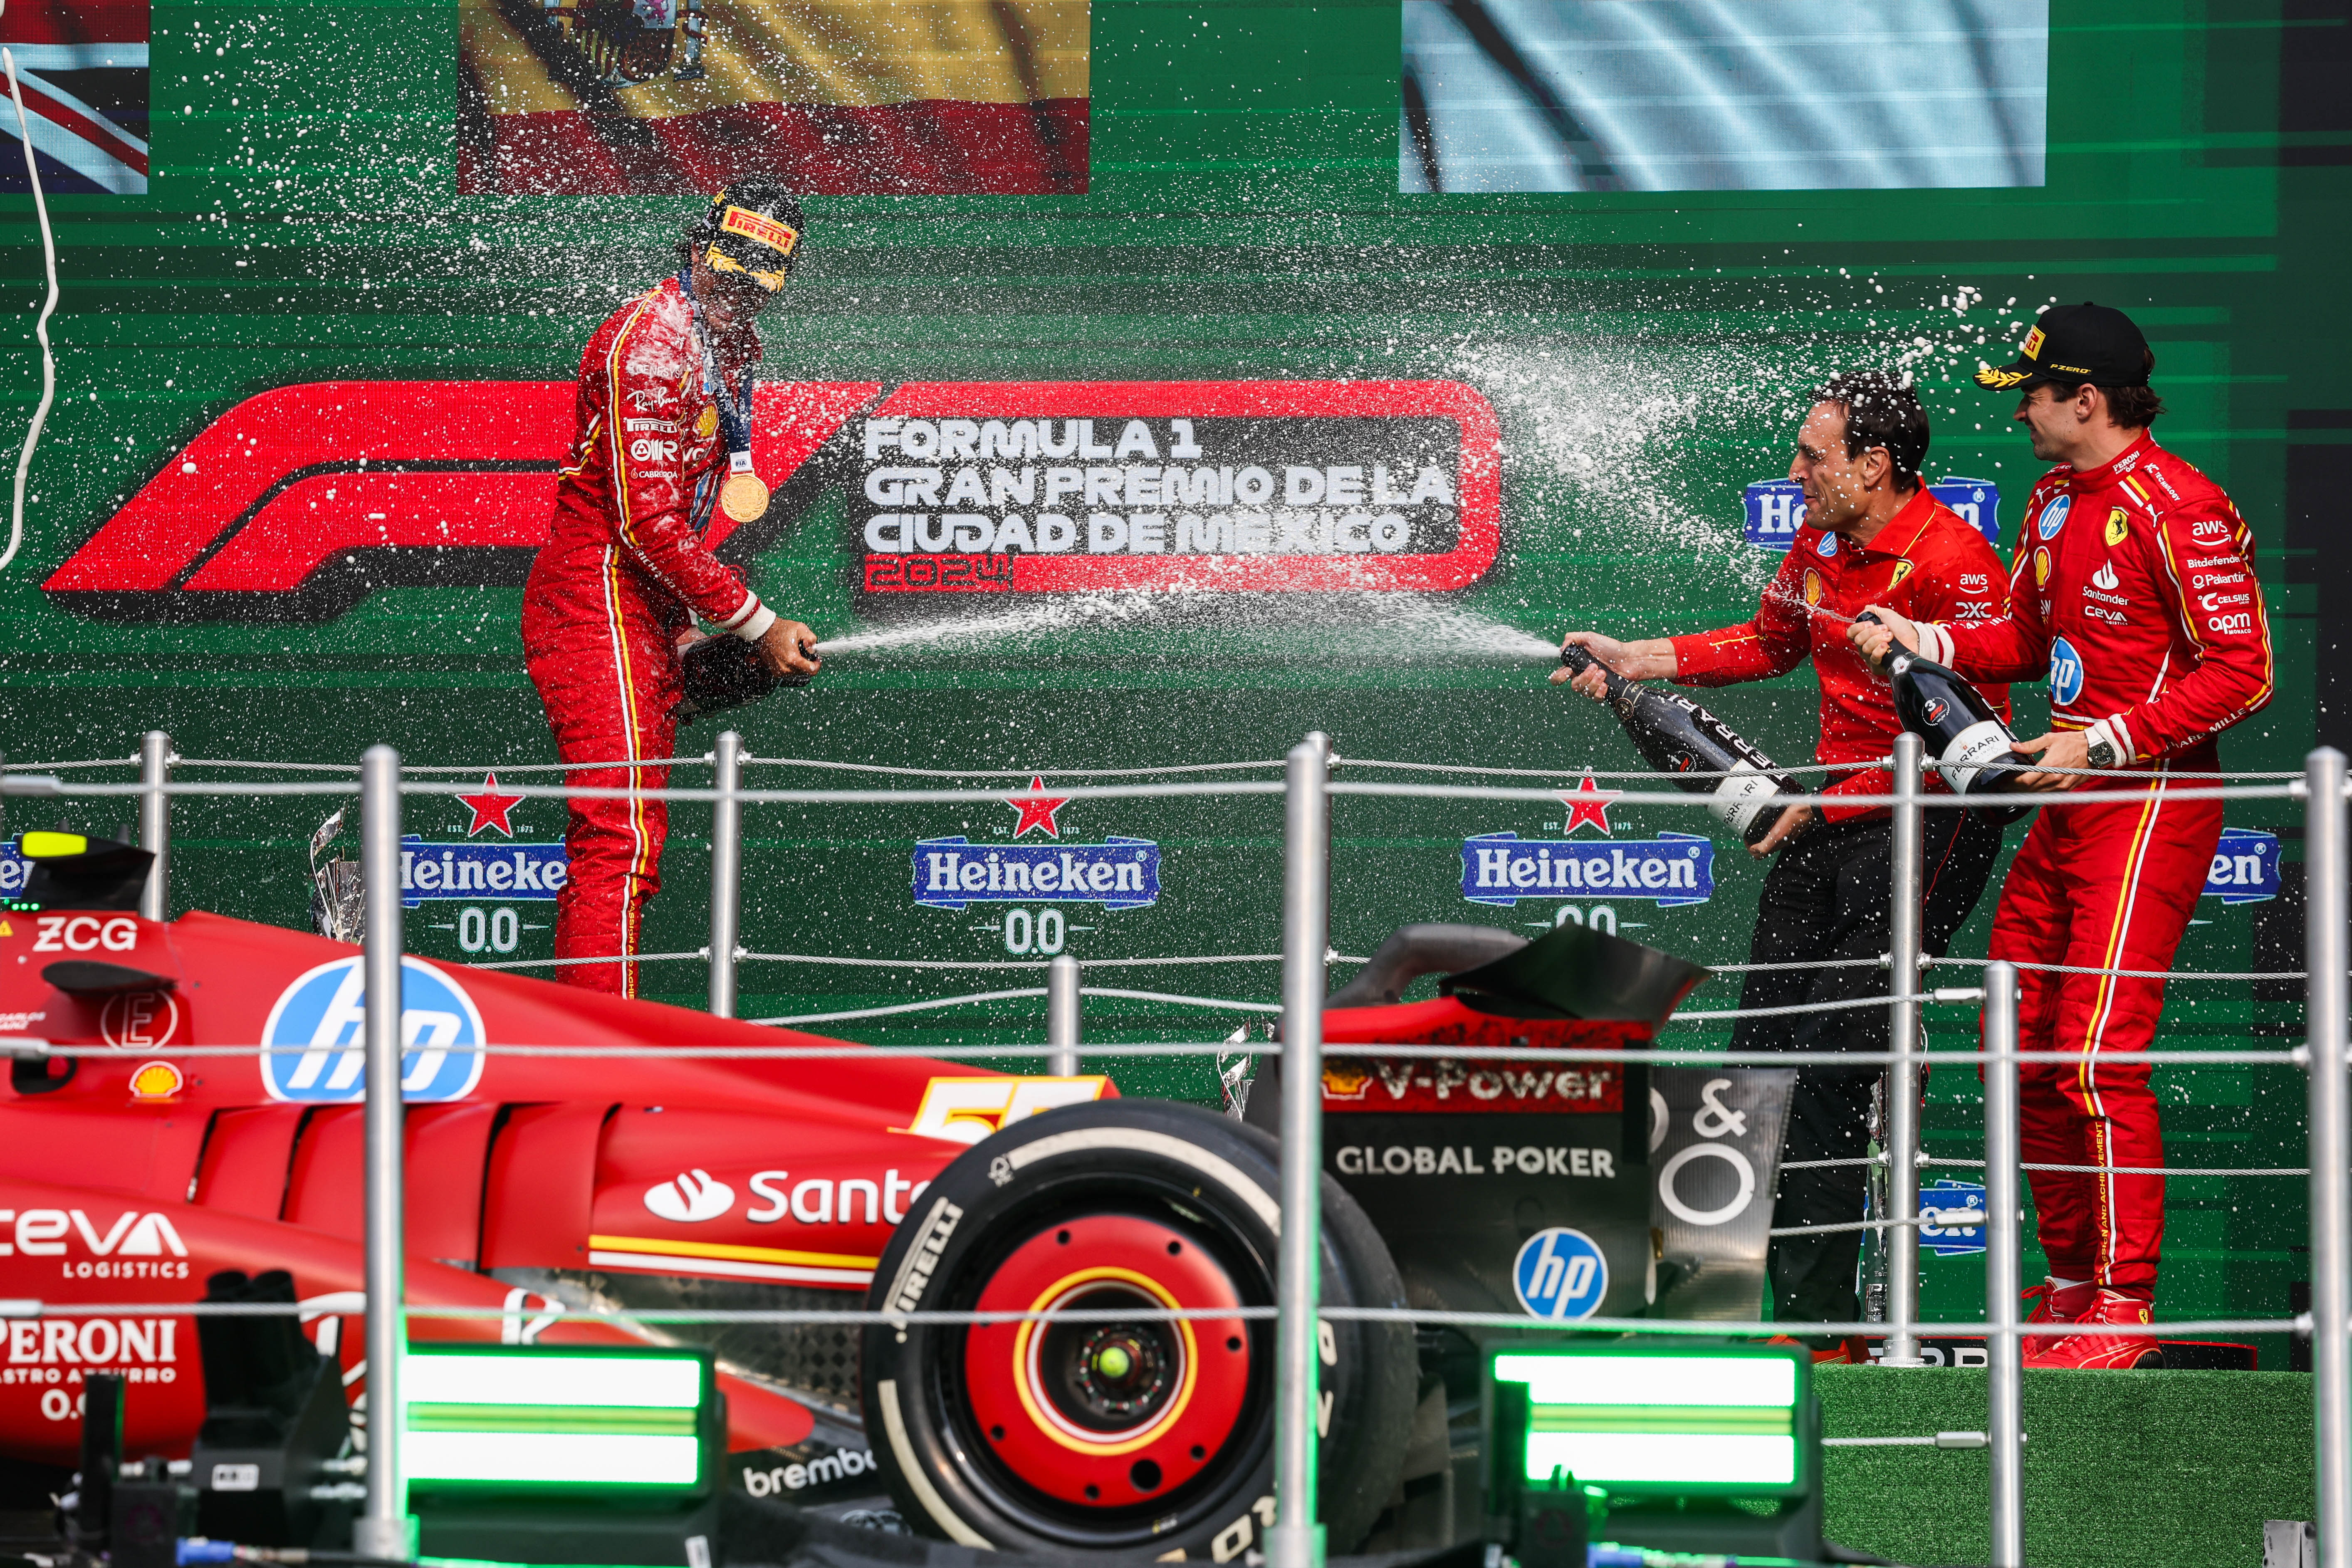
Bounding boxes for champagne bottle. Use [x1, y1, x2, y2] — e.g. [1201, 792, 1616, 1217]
[1558, 644, 1804, 846]
[1854, 613, 2032, 799]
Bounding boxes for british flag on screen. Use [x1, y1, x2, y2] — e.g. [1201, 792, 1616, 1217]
[0, 0, 147, 195]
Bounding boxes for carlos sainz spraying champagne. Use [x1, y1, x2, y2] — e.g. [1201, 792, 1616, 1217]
[523, 181, 824, 998]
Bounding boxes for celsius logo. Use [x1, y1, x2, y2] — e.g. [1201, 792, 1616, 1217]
[2092, 561, 2120, 591]
[2037, 495, 2071, 540]
[1512, 1227, 1608, 1320]
[645, 1170, 735, 1223]
[2048, 636, 2087, 708]
[258, 956, 487, 1103]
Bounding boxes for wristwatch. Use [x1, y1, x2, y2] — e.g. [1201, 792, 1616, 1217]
[2085, 732, 2120, 770]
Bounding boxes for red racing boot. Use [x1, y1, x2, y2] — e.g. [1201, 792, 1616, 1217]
[2023, 1289, 2162, 1370]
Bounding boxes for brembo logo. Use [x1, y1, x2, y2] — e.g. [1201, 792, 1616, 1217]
[46, 380, 1500, 621]
[644, 1170, 735, 1223]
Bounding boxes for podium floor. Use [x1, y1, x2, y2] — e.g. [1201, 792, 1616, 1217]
[1819, 1364, 2313, 1567]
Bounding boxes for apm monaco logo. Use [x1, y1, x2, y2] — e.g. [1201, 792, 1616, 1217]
[1745, 478, 2001, 549]
[913, 777, 1162, 912]
[258, 955, 488, 1103]
[1462, 832, 1714, 908]
[44, 380, 1499, 621]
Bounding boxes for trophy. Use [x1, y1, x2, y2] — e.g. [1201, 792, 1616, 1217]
[307, 807, 366, 945]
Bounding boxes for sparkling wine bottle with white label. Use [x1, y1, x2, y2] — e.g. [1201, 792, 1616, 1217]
[1558, 643, 1804, 846]
[1855, 612, 2033, 799]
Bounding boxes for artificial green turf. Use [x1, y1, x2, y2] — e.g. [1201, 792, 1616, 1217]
[1817, 1366, 2314, 1568]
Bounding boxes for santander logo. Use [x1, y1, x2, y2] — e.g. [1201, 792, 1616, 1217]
[2092, 561, 2120, 591]
[644, 1170, 735, 1223]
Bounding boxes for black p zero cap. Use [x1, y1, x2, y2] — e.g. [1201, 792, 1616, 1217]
[693, 179, 805, 292]
[1974, 302, 2152, 391]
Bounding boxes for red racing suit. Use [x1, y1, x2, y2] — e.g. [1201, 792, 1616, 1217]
[1670, 485, 2014, 823]
[1913, 433, 2275, 1296]
[522, 275, 778, 996]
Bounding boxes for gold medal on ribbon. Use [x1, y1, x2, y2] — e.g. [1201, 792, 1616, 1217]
[720, 470, 770, 522]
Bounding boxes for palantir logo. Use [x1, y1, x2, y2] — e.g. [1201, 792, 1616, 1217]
[1511, 1227, 1608, 1320]
[645, 1170, 735, 1223]
[258, 956, 487, 1103]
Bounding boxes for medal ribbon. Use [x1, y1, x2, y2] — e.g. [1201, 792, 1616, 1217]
[677, 267, 757, 521]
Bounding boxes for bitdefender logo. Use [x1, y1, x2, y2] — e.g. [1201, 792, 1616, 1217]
[913, 777, 1162, 912]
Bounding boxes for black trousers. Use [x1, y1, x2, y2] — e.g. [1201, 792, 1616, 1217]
[1738, 807, 2006, 1330]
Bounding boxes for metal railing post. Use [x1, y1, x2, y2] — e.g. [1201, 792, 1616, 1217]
[1269, 731, 1331, 1568]
[1882, 731, 1927, 1366]
[2307, 746, 2350, 1568]
[138, 730, 171, 922]
[355, 745, 408, 1558]
[1983, 959, 2024, 1568]
[708, 732, 742, 1019]
[1046, 954, 1081, 1077]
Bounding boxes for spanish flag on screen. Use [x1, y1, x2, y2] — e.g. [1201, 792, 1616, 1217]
[458, 0, 1086, 195]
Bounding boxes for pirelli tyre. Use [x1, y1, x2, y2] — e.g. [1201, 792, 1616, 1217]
[860, 1098, 1416, 1558]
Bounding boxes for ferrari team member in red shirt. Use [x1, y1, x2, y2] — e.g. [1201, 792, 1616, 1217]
[523, 180, 822, 997]
[1854, 304, 2274, 1369]
[1560, 372, 2012, 1345]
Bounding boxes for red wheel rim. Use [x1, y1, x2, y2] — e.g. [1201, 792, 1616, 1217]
[963, 1213, 1253, 1509]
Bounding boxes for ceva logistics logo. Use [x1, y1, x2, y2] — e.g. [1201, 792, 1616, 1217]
[1512, 1227, 1608, 1320]
[259, 955, 488, 1103]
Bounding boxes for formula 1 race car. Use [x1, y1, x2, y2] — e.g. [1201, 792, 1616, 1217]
[0, 833, 1786, 1559]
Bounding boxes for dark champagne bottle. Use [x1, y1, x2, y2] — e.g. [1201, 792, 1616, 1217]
[1558, 644, 1804, 846]
[1854, 613, 2033, 799]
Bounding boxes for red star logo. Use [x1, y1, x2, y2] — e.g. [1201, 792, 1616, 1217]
[1005, 775, 1070, 839]
[1560, 771, 1619, 836]
[457, 772, 527, 838]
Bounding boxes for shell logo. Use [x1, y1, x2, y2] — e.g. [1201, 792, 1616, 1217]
[1802, 569, 1824, 607]
[128, 1060, 184, 1102]
[2034, 547, 2053, 586]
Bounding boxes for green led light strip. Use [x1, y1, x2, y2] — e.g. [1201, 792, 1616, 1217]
[1532, 1405, 1793, 1437]
[408, 1403, 699, 1437]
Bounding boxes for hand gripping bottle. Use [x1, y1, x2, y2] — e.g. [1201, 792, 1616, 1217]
[1855, 611, 2034, 801]
[1558, 643, 1804, 847]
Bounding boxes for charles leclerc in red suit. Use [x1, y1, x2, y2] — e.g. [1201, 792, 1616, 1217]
[1855, 304, 2274, 1369]
[523, 181, 821, 997]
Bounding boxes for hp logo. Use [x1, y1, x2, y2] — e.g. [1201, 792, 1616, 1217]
[1512, 1227, 1608, 1320]
[2048, 636, 2087, 708]
[260, 955, 487, 1103]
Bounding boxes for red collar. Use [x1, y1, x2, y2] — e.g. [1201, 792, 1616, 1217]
[1840, 486, 1939, 560]
[2067, 431, 2159, 491]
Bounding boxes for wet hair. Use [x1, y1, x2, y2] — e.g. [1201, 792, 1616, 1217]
[2097, 351, 2165, 428]
[1813, 371, 1928, 490]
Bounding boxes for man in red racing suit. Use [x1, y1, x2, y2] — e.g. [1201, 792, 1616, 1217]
[1561, 372, 2013, 1347]
[1855, 303, 2274, 1368]
[523, 182, 821, 996]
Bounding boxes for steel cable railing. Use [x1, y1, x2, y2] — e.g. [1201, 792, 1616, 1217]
[3, 732, 2341, 1568]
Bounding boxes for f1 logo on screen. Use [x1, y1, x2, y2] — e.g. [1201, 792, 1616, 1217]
[41, 380, 1501, 619]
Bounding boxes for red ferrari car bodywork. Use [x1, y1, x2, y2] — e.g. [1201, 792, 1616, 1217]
[0, 907, 1116, 1467]
[0, 898, 1674, 1501]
